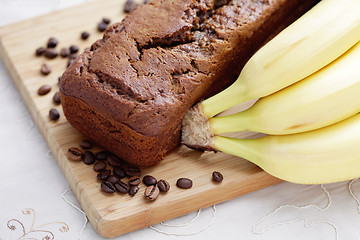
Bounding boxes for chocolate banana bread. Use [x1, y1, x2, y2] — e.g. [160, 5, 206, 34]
[60, 0, 319, 167]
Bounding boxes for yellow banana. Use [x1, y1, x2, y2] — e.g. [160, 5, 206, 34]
[198, 0, 360, 119]
[212, 113, 360, 184]
[209, 40, 360, 135]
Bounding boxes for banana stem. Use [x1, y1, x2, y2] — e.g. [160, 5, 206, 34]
[209, 111, 252, 135]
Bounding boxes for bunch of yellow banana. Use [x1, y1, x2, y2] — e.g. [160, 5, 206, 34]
[181, 0, 360, 184]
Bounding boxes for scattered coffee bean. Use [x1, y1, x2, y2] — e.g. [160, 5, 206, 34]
[129, 176, 140, 186]
[95, 151, 108, 161]
[142, 175, 157, 186]
[126, 166, 141, 177]
[67, 147, 83, 161]
[176, 178, 193, 189]
[144, 185, 160, 201]
[40, 63, 51, 75]
[35, 47, 46, 56]
[101, 181, 115, 193]
[52, 91, 61, 105]
[97, 22, 108, 32]
[129, 185, 139, 197]
[79, 139, 93, 149]
[102, 17, 111, 24]
[44, 48, 58, 59]
[113, 166, 126, 178]
[115, 180, 129, 193]
[93, 160, 106, 172]
[60, 47, 70, 58]
[144, 0, 150, 4]
[106, 155, 122, 167]
[69, 45, 79, 54]
[124, 0, 135, 13]
[49, 108, 60, 121]
[58, 76, 62, 83]
[212, 171, 223, 182]
[97, 169, 111, 180]
[157, 179, 170, 192]
[69, 53, 79, 60]
[83, 151, 95, 165]
[81, 31, 90, 40]
[37, 84, 51, 96]
[47, 37, 58, 48]
[107, 175, 120, 184]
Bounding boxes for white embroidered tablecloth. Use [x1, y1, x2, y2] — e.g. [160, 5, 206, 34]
[1, 1, 360, 240]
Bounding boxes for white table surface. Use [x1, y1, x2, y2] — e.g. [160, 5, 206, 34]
[1, 1, 360, 240]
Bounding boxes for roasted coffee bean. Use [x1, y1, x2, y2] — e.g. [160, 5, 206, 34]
[69, 45, 79, 54]
[79, 139, 93, 149]
[126, 166, 141, 177]
[114, 180, 129, 193]
[83, 151, 95, 165]
[60, 47, 70, 58]
[37, 84, 51, 96]
[107, 175, 120, 184]
[142, 175, 157, 186]
[81, 31, 90, 40]
[97, 22, 108, 32]
[157, 179, 170, 192]
[97, 170, 111, 180]
[52, 91, 61, 105]
[106, 155, 122, 167]
[40, 63, 51, 75]
[47, 37, 58, 48]
[144, 185, 160, 201]
[124, 0, 135, 13]
[44, 48, 58, 59]
[95, 151, 108, 161]
[49, 108, 60, 121]
[176, 178, 193, 189]
[129, 176, 140, 186]
[212, 171, 223, 182]
[101, 181, 115, 193]
[129, 185, 139, 197]
[113, 166, 126, 178]
[58, 76, 62, 83]
[93, 161, 106, 172]
[102, 17, 111, 24]
[35, 47, 46, 56]
[69, 53, 79, 60]
[143, 0, 150, 4]
[67, 147, 83, 161]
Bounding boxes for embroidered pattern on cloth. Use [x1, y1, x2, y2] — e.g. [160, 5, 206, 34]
[6, 208, 69, 240]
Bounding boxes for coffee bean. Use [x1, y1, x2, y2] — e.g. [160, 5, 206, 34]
[69, 45, 79, 54]
[212, 171, 223, 182]
[176, 178, 193, 189]
[44, 48, 58, 59]
[97, 22, 108, 32]
[58, 76, 62, 83]
[144, 0, 150, 4]
[107, 175, 120, 184]
[144, 185, 160, 201]
[157, 179, 170, 192]
[40, 63, 51, 75]
[37, 84, 51, 96]
[79, 139, 93, 149]
[101, 181, 115, 193]
[142, 175, 157, 186]
[83, 151, 95, 165]
[95, 151, 108, 161]
[124, 0, 135, 13]
[49, 108, 60, 121]
[102, 17, 111, 24]
[35, 47, 46, 56]
[60, 47, 70, 58]
[69, 53, 79, 60]
[47, 37, 58, 48]
[126, 166, 141, 177]
[81, 31, 90, 40]
[129, 176, 140, 186]
[106, 155, 122, 167]
[93, 161, 106, 172]
[129, 185, 139, 197]
[52, 91, 61, 105]
[97, 170, 111, 180]
[113, 166, 126, 178]
[67, 147, 83, 161]
[114, 180, 129, 193]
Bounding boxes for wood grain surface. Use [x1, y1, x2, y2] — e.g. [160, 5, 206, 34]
[0, 0, 282, 237]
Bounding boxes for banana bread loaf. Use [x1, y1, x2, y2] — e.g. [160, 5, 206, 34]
[60, 0, 319, 167]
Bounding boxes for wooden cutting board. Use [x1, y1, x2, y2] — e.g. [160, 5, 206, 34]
[0, 0, 282, 238]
